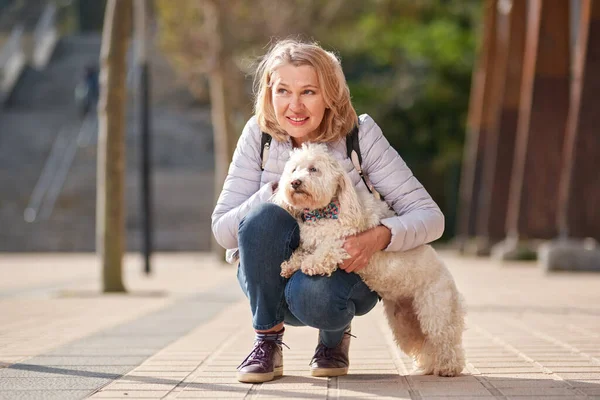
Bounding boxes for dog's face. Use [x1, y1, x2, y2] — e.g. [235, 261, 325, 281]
[278, 144, 343, 211]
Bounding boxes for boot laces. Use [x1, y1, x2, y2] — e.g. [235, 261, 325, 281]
[310, 331, 355, 365]
[237, 338, 289, 369]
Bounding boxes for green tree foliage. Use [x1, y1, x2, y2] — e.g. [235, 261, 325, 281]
[326, 0, 482, 238]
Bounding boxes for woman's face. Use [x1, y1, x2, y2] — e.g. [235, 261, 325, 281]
[271, 63, 327, 145]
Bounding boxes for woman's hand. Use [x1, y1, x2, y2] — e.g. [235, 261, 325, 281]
[339, 225, 391, 273]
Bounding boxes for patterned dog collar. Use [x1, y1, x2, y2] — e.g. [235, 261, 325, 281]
[302, 200, 340, 222]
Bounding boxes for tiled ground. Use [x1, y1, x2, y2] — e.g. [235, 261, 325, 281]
[1, 252, 599, 399]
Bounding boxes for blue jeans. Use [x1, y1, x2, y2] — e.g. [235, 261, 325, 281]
[237, 203, 379, 348]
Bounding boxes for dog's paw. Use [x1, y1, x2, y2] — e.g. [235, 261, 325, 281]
[434, 365, 463, 377]
[300, 265, 321, 276]
[410, 365, 432, 376]
[304, 268, 331, 276]
[301, 263, 336, 277]
[279, 269, 296, 278]
[280, 261, 298, 278]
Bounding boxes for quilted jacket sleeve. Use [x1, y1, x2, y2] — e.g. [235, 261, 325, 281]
[358, 115, 445, 252]
[211, 117, 275, 250]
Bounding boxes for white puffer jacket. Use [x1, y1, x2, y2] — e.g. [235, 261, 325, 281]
[211, 114, 444, 263]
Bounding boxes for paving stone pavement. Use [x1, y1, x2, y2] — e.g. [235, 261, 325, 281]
[0, 251, 599, 399]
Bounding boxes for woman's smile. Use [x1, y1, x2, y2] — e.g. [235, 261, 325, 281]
[287, 116, 309, 125]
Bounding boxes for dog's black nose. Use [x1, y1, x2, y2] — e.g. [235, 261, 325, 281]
[291, 179, 302, 189]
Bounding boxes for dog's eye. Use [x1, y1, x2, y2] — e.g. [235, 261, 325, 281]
[309, 167, 318, 173]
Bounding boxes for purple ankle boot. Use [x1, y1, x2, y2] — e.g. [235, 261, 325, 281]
[310, 327, 353, 377]
[237, 329, 285, 383]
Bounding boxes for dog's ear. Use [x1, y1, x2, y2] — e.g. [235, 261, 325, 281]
[336, 168, 364, 225]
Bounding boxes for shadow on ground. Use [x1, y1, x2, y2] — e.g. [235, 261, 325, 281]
[4, 364, 599, 398]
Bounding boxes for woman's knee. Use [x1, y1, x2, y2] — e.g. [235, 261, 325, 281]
[238, 203, 300, 279]
[285, 272, 357, 331]
[239, 203, 299, 247]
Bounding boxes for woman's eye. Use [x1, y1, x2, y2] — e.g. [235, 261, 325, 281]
[303, 90, 315, 95]
[277, 88, 288, 94]
[309, 167, 317, 173]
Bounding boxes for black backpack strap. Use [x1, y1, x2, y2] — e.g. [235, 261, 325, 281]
[346, 124, 369, 191]
[260, 132, 272, 171]
[346, 124, 361, 165]
[346, 124, 382, 199]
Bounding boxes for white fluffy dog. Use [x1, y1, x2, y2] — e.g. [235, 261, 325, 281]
[273, 143, 466, 377]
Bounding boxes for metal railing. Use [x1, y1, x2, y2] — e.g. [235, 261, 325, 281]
[33, 3, 58, 69]
[23, 49, 136, 222]
[24, 115, 98, 223]
[34, 3, 57, 46]
[0, 24, 24, 92]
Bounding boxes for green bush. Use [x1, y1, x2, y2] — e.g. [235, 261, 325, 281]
[328, 0, 482, 239]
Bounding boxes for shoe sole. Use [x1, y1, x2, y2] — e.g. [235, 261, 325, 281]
[237, 366, 283, 383]
[310, 366, 348, 377]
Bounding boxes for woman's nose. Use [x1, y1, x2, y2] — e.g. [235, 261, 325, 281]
[289, 95, 304, 111]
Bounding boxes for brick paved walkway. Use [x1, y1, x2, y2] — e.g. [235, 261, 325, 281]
[0, 252, 599, 399]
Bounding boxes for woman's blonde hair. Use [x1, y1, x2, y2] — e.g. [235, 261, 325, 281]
[253, 39, 358, 142]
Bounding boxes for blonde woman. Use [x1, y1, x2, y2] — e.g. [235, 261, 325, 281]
[211, 39, 444, 383]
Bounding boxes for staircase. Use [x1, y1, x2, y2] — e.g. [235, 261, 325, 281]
[0, 34, 217, 252]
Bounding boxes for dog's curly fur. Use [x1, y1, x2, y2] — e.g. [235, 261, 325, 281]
[273, 143, 466, 377]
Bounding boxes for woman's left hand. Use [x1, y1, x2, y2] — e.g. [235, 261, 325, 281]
[339, 225, 392, 273]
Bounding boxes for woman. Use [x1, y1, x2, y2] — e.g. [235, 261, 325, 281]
[211, 39, 444, 383]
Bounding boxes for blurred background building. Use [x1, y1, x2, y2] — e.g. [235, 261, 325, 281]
[1, 0, 597, 272]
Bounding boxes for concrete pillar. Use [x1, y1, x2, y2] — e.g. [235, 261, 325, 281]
[457, 0, 498, 250]
[493, 0, 571, 260]
[541, 0, 600, 271]
[474, 0, 527, 255]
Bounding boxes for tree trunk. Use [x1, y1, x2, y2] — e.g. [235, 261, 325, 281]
[97, 0, 132, 292]
[203, 0, 238, 259]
